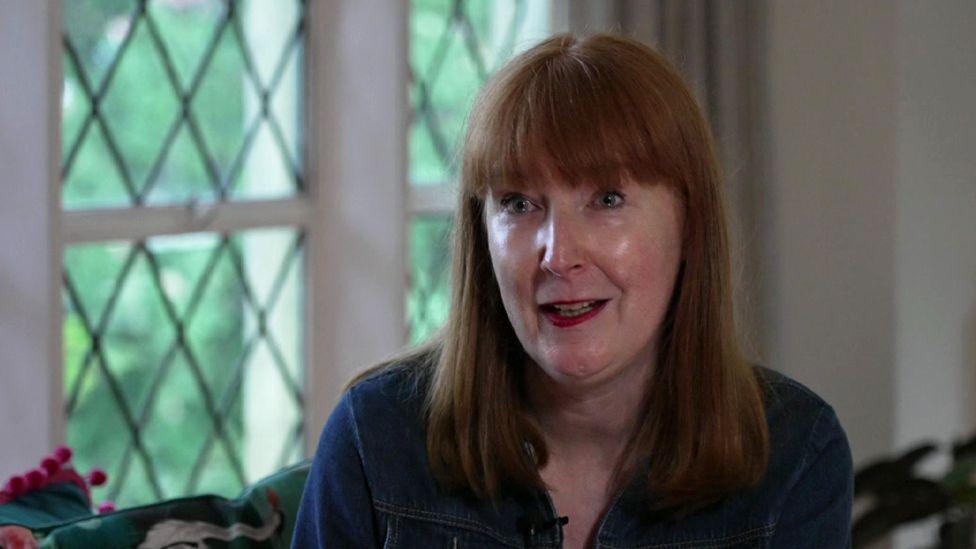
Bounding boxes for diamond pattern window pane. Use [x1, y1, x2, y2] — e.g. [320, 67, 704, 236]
[62, 0, 305, 209]
[64, 228, 305, 507]
[407, 0, 549, 341]
[62, 0, 306, 508]
[407, 215, 453, 344]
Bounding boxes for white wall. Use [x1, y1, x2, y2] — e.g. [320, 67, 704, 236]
[892, 1, 976, 545]
[764, 1, 976, 545]
[894, 0, 976, 460]
[762, 1, 899, 466]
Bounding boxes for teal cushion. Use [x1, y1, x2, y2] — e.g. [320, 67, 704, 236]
[0, 482, 93, 530]
[31, 460, 310, 549]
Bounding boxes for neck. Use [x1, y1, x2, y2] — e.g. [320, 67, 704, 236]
[525, 358, 652, 463]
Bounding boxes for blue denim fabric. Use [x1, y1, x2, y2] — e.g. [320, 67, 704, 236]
[293, 364, 853, 548]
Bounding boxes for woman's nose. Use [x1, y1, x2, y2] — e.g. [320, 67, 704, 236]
[539, 213, 586, 277]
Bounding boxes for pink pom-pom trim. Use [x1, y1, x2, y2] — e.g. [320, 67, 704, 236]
[87, 468, 107, 487]
[41, 456, 61, 475]
[97, 500, 115, 514]
[0, 446, 104, 505]
[7, 475, 27, 496]
[54, 445, 73, 464]
[25, 469, 47, 489]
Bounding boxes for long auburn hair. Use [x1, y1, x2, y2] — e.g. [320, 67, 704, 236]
[364, 33, 769, 512]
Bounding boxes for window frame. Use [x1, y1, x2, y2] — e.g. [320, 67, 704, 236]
[0, 0, 408, 477]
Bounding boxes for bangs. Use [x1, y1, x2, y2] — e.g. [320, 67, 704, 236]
[463, 41, 685, 197]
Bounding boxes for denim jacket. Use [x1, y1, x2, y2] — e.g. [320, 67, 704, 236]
[293, 364, 853, 548]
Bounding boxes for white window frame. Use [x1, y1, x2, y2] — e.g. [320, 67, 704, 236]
[0, 0, 408, 475]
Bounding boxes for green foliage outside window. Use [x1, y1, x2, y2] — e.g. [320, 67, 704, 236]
[62, 0, 303, 508]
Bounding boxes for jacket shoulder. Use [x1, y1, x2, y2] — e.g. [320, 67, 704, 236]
[341, 361, 443, 500]
[753, 365, 833, 422]
[751, 367, 853, 543]
[750, 365, 850, 499]
[347, 361, 429, 413]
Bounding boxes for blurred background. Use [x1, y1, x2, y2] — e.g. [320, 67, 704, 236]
[1, 1, 974, 546]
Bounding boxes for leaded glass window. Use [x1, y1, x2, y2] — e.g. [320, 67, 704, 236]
[61, 0, 306, 507]
[407, 0, 551, 343]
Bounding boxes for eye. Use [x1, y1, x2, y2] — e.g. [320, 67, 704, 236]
[595, 190, 625, 209]
[499, 194, 537, 215]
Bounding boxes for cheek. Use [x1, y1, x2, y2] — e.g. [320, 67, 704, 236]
[604, 224, 682, 307]
[486, 218, 530, 300]
[486, 219, 541, 343]
[486, 216, 504, 252]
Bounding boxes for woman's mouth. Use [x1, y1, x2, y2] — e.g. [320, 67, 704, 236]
[540, 299, 609, 328]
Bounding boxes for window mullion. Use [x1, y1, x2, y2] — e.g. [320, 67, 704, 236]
[304, 0, 409, 448]
[0, 1, 64, 477]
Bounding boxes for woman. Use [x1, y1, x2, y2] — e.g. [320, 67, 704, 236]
[294, 33, 853, 548]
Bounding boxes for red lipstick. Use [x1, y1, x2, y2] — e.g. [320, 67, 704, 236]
[540, 300, 608, 328]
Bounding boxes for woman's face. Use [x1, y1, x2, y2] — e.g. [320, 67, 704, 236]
[485, 176, 684, 389]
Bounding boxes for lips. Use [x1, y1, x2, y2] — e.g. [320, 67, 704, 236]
[539, 299, 609, 328]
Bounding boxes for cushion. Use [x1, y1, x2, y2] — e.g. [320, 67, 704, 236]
[0, 460, 310, 549]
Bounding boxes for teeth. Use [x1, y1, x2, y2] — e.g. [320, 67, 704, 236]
[552, 301, 597, 316]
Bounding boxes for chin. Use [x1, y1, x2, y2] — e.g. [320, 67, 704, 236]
[540, 354, 610, 382]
